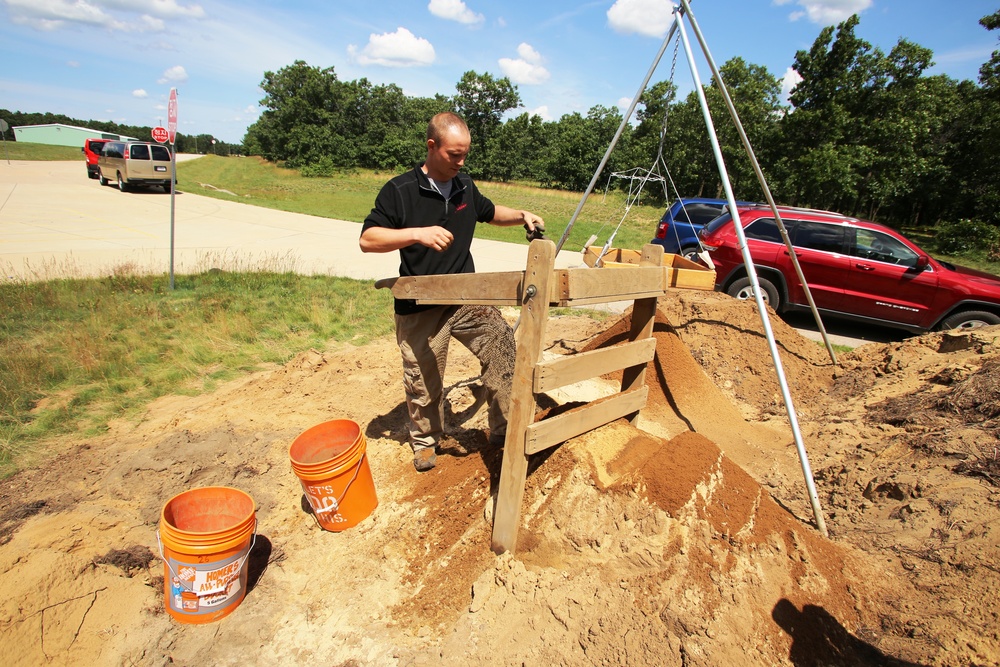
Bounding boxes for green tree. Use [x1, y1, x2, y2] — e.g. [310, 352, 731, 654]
[702, 57, 783, 202]
[979, 10, 1000, 93]
[541, 105, 627, 191]
[775, 15, 879, 211]
[244, 61, 355, 169]
[773, 14, 950, 224]
[482, 112, 548, 182]
[950, 10, 1000, 224]
[452, 71, 521, 177]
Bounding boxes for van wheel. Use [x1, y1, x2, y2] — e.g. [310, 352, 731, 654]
[98, 171, 109, 186]
[117, 173, 129, 192]
[727, 276, 780, 310]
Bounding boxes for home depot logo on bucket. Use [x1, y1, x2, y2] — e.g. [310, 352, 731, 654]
[289, 419, 378, 531]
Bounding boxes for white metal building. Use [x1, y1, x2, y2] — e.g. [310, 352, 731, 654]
[12, 123, 138, 147]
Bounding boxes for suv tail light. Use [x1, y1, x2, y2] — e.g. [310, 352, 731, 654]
[655, 221, 668, 239]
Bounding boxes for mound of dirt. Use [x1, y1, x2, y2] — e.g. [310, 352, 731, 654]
[1, 290, 998, 666]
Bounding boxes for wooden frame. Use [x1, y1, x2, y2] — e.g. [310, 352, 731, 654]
[377, 241, 714, 554]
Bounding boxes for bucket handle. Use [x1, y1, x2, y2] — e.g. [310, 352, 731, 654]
[156, 531, 257, 596]
[308, 451, 367, 525]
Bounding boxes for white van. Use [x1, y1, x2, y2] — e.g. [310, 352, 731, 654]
[98, 141, 174, 192]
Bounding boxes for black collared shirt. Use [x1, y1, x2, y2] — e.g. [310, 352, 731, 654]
[362, 164, 496, 314]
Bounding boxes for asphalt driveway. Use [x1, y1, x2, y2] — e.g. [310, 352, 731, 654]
[0, 159, 885, 347]
[0, 159, 582, 281]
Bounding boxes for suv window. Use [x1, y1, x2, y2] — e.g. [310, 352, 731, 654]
[744, 218, 784, 242]
[852, 228, 920, 268]
[129, 144, 151, 160]
[676, 203, 726, 225]
[703, 212, 733, 235]
[793, 221, 844, 253]
[150, 145, 171, 161]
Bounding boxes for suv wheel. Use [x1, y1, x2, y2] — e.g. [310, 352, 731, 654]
[727, 276, 780, 310]
[680, 246, 701, 262]
[940, 310, 1000, 330]
[117, 172, 129, 192]
[98, 171, 109, 186]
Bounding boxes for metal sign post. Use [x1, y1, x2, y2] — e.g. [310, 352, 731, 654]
[167, 88, 178, 290]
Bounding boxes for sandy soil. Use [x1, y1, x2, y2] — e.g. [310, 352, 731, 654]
[1, 290, 998, 666]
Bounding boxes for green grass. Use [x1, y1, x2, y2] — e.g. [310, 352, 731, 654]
[0, 269, 395, 475]
[1, 141, 83, 161]
[177, 155, 663, 252]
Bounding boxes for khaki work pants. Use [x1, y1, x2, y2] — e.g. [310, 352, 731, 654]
[395, 305, 515, 451]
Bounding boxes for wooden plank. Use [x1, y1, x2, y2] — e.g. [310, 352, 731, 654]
[584, 246, 644, 266]
[581, 247, 717, 292]
[668, 269, 716, 291]
[533, 338, 656, 393]
[620, 245, 662, 425]
[524, 387, 649, 456]
[387, 271, 525, 305]
[562, 266, 665, 302]
[491, 239, 555, 555]
[582, 246, 643, 267]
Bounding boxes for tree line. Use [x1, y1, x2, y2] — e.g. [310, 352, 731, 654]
[0, 110, 241, 156]
[244, 11, 1000, 230]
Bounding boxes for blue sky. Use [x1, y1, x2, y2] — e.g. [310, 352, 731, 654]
[0, 0, 996, 143]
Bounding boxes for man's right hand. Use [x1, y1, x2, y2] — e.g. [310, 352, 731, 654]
[361, 225, 454, 253]
[417, 226, 455, 252]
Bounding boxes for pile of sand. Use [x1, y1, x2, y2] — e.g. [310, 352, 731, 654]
[1, 291, 997, 666]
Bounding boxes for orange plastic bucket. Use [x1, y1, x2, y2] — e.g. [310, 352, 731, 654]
[158, 486, 256, 624]
[289, 419, 378, 531]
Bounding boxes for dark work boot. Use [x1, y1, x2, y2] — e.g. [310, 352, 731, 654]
[413, 446, 437, 472]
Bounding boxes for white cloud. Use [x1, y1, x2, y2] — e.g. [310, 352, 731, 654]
[4, 0, 123, 30]
[132, 88, 148, 98]
[607, 0, 673, 38]
[777, 0, 872, 25]
[427, 0, 484, 26]
[139, 14, 165, 31]
[348, 27, 435, 67]
[617, 96, 633, 110]
[2, 0, 203, 31]
[498, 43, 550, 85]
[97, 0, 205, 19]
[157, 65, 188, 84]
[528, 105, 551, 121]
[67, 60, 80, 67]
[781, 67, 803, 104]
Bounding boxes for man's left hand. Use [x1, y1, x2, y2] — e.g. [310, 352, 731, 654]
[522, 212, 545, 241]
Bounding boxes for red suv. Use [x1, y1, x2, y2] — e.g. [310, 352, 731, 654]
[698, 205, 1000, 333]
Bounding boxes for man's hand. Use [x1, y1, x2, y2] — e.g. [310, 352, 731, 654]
[524, 220, 546, 241]
[416, 226, 454, 252]
[520, 211, 545, 241]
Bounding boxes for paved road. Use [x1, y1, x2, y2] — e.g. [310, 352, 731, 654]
[1, 159, 892, 348]
[0, 159, 586, 281]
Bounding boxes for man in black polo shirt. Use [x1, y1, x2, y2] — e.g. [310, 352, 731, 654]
[360, 112, 545, 472]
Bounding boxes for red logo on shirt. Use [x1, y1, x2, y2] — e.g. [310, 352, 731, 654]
[455, 203, 467, 212]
